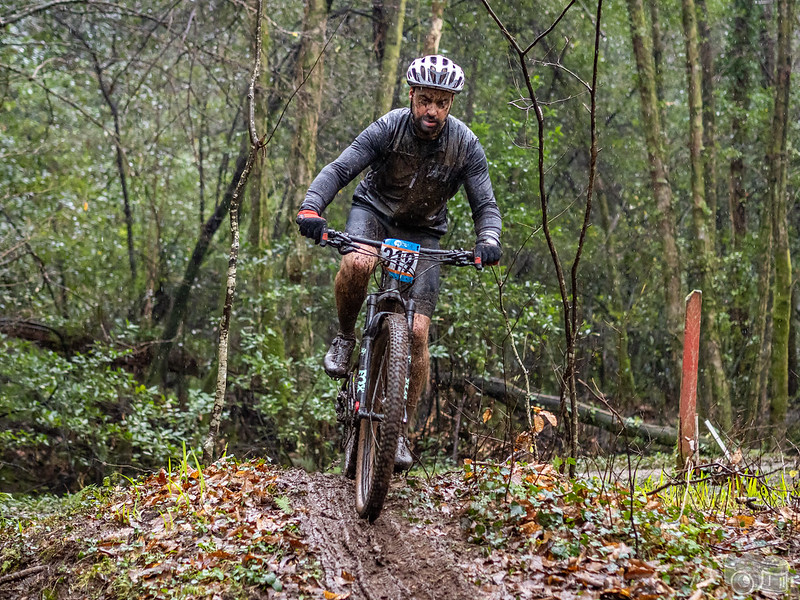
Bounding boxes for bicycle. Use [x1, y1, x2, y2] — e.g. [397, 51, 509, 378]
[320, 228, 477, 522]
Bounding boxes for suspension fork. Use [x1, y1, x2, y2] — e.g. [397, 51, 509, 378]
[402, 299, 416, 426]
[354, 294, 378, 413]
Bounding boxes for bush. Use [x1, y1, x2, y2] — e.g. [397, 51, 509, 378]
[0, 335, 213, 492]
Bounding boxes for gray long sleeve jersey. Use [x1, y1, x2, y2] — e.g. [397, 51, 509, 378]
[301, 108, 502, 241]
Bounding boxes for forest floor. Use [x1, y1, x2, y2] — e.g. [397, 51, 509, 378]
[1, 455, 799, 600]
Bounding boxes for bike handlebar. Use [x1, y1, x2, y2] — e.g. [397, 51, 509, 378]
[320, 228, 478, 268]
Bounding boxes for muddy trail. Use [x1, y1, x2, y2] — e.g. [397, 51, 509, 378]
[286, 469, 501, 600]
[2, 457, 798, 599]
[0, 460, 516, 600]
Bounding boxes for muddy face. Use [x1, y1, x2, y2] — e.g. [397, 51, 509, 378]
[409, 87, 454, 140]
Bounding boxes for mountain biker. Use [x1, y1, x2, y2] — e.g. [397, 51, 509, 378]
[296, 55, 502, 470]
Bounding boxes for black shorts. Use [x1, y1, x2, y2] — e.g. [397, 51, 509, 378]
[345, 204, 441, 317]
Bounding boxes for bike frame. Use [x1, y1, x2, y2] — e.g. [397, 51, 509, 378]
[323, 227, 475, 520]
[352, 272, 415, 425]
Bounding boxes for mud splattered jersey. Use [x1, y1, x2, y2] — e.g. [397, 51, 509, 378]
[301, 108, 502, 239]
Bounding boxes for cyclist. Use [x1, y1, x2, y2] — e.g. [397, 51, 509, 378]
[297, 55, 502, 470]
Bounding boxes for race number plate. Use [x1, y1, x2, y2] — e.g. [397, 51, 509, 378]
[380, 238, 420, 282]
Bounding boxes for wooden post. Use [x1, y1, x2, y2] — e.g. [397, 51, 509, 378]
[679, 290, 702, 466]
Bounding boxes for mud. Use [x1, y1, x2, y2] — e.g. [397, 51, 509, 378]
[288, 469, 503, 600]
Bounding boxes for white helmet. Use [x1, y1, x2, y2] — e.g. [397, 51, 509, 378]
[406, 55, 465, 94]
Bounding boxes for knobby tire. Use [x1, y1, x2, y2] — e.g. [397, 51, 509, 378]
[342, 407, 358, 480]
[355, 313, 408, 522]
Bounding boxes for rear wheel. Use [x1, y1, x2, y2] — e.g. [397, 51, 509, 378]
[355, 313, 409, 522]
[337, 376, 359, 480]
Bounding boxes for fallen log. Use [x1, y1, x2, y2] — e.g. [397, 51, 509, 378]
[0, 318, 198, 377]
[0, 565, 46, 585]
[448, 374, 678, 448]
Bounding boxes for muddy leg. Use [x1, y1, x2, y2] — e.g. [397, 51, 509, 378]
[407, 313, 431, 422]
[334, 245, 378, 335]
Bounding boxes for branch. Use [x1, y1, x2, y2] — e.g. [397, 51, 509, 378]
[0, 565, 46, 585]
[569, 0, 602, 339]
[247, 0, 264, 145]
[1, 0, 172, 28]
[0, 62, 116, 139]
[260, 11, 348, 148]
[522, 1, 577, 55]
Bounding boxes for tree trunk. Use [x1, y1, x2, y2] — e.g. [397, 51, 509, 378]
[768, 0, 793, 437]
[287, 0, 327, 220]
[749, 199, 774, 434]
[681, 0, 732, 430]
[149, 132, 250, 386]
[283, 0, 329, 366]
[142, 185, 166, 327]
[248, 18, 272, 256]
[696, 0, 718, 246]
[790, 288, 799, 399]
[448, 375, 679, 448]
[646, 0, 665, 108]
[374, 0, 408, 118]
[204, 150, 256, 462]
[423, 0, 445, 56]
[246, 10, 285, 365]
[625, 0, 683, 402]
[759, 2, 776, 87]
[596, 179, 636, 405]
[727, 0, 755, 249]
[284, 0, 328, 284]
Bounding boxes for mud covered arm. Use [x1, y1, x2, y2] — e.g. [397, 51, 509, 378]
[300, 116, 393, 215]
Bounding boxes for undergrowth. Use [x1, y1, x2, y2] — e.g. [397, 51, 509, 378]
[406, 457, 800, 598]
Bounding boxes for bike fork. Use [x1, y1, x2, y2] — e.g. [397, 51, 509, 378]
[353, 294, 378, 414]
[402, 299, 416, 428]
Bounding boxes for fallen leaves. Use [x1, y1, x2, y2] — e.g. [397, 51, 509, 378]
[78, 457, 321, 597]
[622, 558, 656, 580]
[5, 455, 799, 600]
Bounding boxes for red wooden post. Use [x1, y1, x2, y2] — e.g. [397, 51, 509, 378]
[679, 290, 702, 466]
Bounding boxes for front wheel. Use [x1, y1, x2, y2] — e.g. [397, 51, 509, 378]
[355, 313, 409, 522]
[342, 411, 358, 480]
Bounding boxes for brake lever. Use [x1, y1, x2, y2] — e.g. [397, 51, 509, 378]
[339, 243, 357, 255]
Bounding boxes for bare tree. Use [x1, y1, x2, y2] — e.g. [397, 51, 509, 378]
[423, 0, 445, 56]
[481, 0, 602, 476]
[625, 0, 683, 402]
[203, 3, 346, 461]
[767, 0, 794, 438]
[373, 0, 407, 117]
[681, 0, 732, 429]
[203, 0, 266, 463]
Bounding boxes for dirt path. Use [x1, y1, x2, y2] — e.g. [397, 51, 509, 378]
[286, 469, 506, 600]
[4, 459, 796, 599]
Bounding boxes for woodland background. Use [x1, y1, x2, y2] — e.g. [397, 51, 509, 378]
[0, 0, 798, 493]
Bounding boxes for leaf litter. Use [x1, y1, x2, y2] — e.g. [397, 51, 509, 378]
[0, 455, 798, 599]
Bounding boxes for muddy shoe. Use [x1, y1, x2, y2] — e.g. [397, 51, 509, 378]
[324, 333, 356, 379]
[394, 434, 413, 472]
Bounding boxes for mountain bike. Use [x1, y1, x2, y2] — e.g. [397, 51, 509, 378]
[320, 228, 476, 522]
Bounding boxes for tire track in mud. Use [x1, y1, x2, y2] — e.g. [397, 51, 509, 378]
[288, 470, 486, 600]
